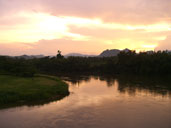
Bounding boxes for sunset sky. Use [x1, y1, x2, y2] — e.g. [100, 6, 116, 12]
[0, 0, 171, 55]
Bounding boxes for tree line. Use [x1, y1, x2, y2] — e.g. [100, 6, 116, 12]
[1, 50, 171, 77]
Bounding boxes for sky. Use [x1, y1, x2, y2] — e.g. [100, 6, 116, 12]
[0, 0, 171, 56]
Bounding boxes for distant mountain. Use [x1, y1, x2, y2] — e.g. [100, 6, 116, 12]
[65, 53, 96, 57]
[99, 49, 120, 57]
[123, 48, 131, 53]
[99, 48, 131, 57]
[15, 55, 44, 59]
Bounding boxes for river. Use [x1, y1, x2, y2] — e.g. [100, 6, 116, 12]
[0, 75, 171, 128]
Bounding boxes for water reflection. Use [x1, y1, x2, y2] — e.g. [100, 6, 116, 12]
[62, 75, 171, 97]
[0, 75, 171, 128]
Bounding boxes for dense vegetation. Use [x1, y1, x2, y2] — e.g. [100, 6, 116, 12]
[0, 75, 69, 106]
[1, 50, 171, 76]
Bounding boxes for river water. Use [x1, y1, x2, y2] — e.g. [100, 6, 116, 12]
[0, 75, 171, 128]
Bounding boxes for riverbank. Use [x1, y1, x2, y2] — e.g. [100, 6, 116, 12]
[0, 75, 69, 107]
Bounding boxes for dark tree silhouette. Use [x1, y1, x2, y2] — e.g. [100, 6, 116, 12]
[56, 50, 64, 59]
[1, 50, 171, 76]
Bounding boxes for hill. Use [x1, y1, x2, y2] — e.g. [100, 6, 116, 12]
[99, 48, 130, 57]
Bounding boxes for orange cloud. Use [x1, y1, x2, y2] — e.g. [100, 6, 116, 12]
[0, 0, 170, 24]
[155, 35, 171, 51]
[0, 0, 170, 55]
[0, 38, 109, 56]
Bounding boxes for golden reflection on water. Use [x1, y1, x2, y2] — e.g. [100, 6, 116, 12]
[67, 78, 119, 106]
[0, 76, 171, 128]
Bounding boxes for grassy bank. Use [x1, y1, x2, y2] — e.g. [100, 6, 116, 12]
[0, 75, 69, 106]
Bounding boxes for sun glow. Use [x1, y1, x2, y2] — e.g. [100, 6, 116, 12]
[37, 14, 68, 39]
[0, 11, 169, 54]
[142, 44, 157, 49]
[31, 13, 91, 41]
[0, 12, 92, 43]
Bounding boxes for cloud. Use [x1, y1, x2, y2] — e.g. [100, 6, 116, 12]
[0, 0, 170, 25]
[0, 43, 32, 56]
[41, 0, 171, 24]
[0, 38, 110, 56]
[155, 34, 171, 51]
[0, 0, 170, 55]
[69, 24, 170, 40]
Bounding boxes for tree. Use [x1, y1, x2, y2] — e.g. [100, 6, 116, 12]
[56, 50, 64, 59]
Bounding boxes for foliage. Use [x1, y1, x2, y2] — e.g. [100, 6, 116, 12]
[0, 56, 36, 77]
[1, 50, 171, 75]
[0, 75, 69, 105]
[56, 50, 64, 59]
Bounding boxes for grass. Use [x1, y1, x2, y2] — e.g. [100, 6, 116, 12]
[0, 75, 69, 106]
